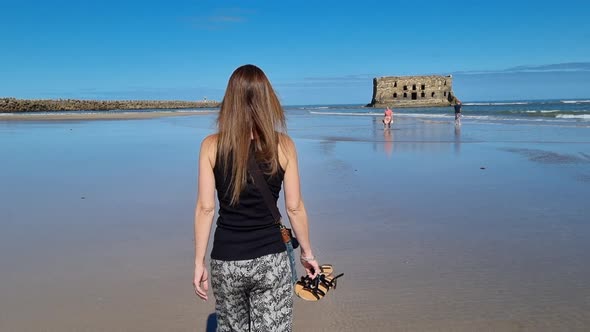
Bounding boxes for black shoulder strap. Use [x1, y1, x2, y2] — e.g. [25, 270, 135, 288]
[248, 151, 282, 223]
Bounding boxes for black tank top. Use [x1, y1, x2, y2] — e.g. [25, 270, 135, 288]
[210, 148, 286, 261]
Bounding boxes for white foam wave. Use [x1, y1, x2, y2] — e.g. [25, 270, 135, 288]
[556, 114, 590, 119]
[463, 102, 529, 106]
[464, 115, 493, 120]
[561, 100, 590, 104]
[308, 111, 381, 116]
[299, 106, 331, 110]
[395, 113, 450, 119]
[525, 110, 560, 113]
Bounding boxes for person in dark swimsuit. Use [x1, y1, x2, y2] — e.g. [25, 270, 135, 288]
[454, 99, 462, 122]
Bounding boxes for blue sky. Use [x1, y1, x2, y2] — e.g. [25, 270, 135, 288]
[1, 0, 589, 104]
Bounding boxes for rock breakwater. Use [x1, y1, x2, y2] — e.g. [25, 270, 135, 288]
[0, 98, 220, 112]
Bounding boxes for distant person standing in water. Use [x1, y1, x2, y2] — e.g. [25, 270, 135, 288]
[454, 99, 462, 124]
[383, 106, 393, 129]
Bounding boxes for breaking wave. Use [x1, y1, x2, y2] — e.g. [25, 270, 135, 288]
[556, 114, 590, 120]
[463, 102, 530, 106]
[308, 111, 382, 116]
[298, 106, 331, 110]
[561, 100, 590, 104]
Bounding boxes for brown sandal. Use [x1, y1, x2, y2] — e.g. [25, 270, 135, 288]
[319, 264, 334, 277]
[295, 275, 326, 301]
[317, 273, 344, 294]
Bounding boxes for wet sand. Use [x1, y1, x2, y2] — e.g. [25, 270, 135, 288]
[0, 110, 216, 121]
[1, 113, 589, 331]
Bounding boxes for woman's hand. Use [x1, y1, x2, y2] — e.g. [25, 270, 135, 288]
[300, 256, 320, 279]
[193, 263, 209, 301]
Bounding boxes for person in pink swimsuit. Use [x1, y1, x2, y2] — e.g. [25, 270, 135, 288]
[382, 107, 393, 129]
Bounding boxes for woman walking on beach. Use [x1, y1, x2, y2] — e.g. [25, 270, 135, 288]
[193, 64, 320, 331]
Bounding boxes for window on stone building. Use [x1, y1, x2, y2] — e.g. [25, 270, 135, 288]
[444, 92, 447, 97]
[431, 92, 435, 97]
[403, 92, 407, 98]
[421, 92, 425, 98]
[393, 93, 397, 98]
[394, 82, 397, 87]
[403, 85, 407, 91]
[421, 84, 425, 90]
[411, 92, 417, 100]
[412, 84, 416, 90]
[444, 81, 447, 86]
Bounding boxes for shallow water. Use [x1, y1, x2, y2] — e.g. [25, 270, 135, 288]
[292, 99, 590, 125]
[1, 112, 589, 331]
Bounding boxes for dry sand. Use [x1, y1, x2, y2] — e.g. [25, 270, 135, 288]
[0, 110, 216, 121]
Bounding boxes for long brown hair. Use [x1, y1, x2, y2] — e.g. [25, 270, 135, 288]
[216, 64, 286, 205]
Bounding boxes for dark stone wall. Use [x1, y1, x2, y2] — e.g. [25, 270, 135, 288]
[369, 75, 455, 108]
[0, 98, 220, 112]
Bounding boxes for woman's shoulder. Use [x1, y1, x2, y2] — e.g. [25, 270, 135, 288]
[278, 133, 297, 171]
[200, 134, 218, 166]
[201, 134, 218, 152]
[278, 133, 296, 154]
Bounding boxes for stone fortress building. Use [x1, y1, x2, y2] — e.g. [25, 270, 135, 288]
[368, 75, 456, 108]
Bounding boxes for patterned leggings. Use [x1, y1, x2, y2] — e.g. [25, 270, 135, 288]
[211, 251, 293, 332]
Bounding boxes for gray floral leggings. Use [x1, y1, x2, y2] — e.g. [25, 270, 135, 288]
[211, 251, 293, 332]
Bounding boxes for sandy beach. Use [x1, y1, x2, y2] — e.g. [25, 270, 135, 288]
[0, 109, 217, 121]
[1, 109, 590, 331]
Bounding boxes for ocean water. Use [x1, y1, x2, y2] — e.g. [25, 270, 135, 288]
[292, 99, 590, 126]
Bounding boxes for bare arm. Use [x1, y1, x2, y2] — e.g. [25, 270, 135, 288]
[280, 136, 320, 277]
[193, 135, 217, 301]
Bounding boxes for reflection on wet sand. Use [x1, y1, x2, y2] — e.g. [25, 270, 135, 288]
[371, 117, 456, 154]
[454, 123, 461, 155]
[383, 128, 393, 157]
